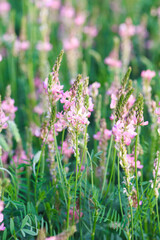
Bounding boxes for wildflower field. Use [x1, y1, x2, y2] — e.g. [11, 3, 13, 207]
[0, 0, 160, 239]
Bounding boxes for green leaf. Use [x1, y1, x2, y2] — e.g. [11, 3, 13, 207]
[21, 215, 29, 229]
[23, 229, 38, 236]
[2, 228, 7, 240]
[33, 151, 41, 175]
[10, 218, 15, 235]
[20, 229, 26, 237]
[8, 121, 21, 143]
[0, 134, 9, 152]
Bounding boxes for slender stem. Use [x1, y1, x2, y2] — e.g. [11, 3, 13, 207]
[91, 209, 98, 240]
[118, 156, 123, 216]
[53, 128, 67, 204]
[60, 129, 65, 159]
[101, 133, 114, 197]
[130, 205, 134, 240]
[156, 198, 160, 233]
[135, 126, 144, 239]
[67, 185, 71, 229]
[103, 147, 116, 199]
[73, 132, 79, 224]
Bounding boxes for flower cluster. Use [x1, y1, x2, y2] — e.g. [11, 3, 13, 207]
[0, 201, 5, 231]
[0, 96, 8, 132]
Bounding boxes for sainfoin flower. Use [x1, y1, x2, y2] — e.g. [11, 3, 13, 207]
[104, 57, 122, 68]
[141, 70, 156, 81]
[36, 41, 52, 52]
[0, 201, 5, 231]
[0, 1, 10, 16]
[14, 40, 30, 53]
[0, 106, 9, 132]
[2, 97, 18, 120]
[0, 213, 5, 231]
[12, 149, 28, 165]
[63, 37, 79, 51]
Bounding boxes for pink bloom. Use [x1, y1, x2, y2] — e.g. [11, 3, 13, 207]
[36, 41, 52, 52]
[75, 13, 86, 26]
[69, 207, 83, 222]
[127, 154, 143, 169]
[34, 105, 44, 115]
[60, 5, 75, 18]
[89, 82, 101, 99]
[119, 18, 136, 37]
[0, 1, 10, 16]
[0, 213, 5, 231]
[0, 201, 4, 212]
[63, 37, 79, 51]
[61, 141, 73, 158]
[110, 114, 114, 121]
[0, 107, 9, 131]
[141, 70, 156, 81]
[140, 121, 148, 126]
[112, 120, 137, 146]
[12, 150, 28, 165]
[83, 25, 98, 37]
[104, 57, 122, 68]
[2, 97, 18, 120]
[110, 94, 117, 109]
[0, 54, 2, 62]
[14, 40, 30, 53]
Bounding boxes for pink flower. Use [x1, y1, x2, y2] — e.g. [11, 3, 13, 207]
[112, 120, 137, 146]
[119, 18, 136, 37]
[89, 82, 101, 99]
[12, 150, 28, 165]
[0, 107, 9, 131]
[36, 41, 52, 52]
[14, 40, 30, 53]
[0, 213, 5, 231]
[0, 201, 4, 212]
[36, 0, 61, 9]
[0, 54, 2, 62]
[43, 73, 64, 104]
[61, 141, 73, 158]
[0, 1, 10, 16]
[34, 105, 44, 115]
[104, 57, 122, 68]
[69, 207, 83, 222]
[140, 121, 148, 126]
[60, 5, 75, 19]
[83, 25, 98, 37]
[75, 13, 86, 26]
[127, 154, 143, 169]
[63, 37, 79, 51]
[2, 97, 18, 120]
[110, 114, 114, 121]
[141, 70, 156, 81]
[110, 94, 117, 109]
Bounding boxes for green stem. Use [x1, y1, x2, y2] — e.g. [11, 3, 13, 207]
[118, 156, 123, 216]
[101, 126, 114, 197]
[60, 129, 65, 159]
[103, 147, 116, 199]
[156, 198, 160, 233]
[130, 205, 134, 240]
[73, 132, 79, 224]
[91, 209, 98, 240]
[135, 126, 144, 239]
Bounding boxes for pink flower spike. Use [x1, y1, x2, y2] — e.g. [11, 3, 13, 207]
[141, 70, 156, 81]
